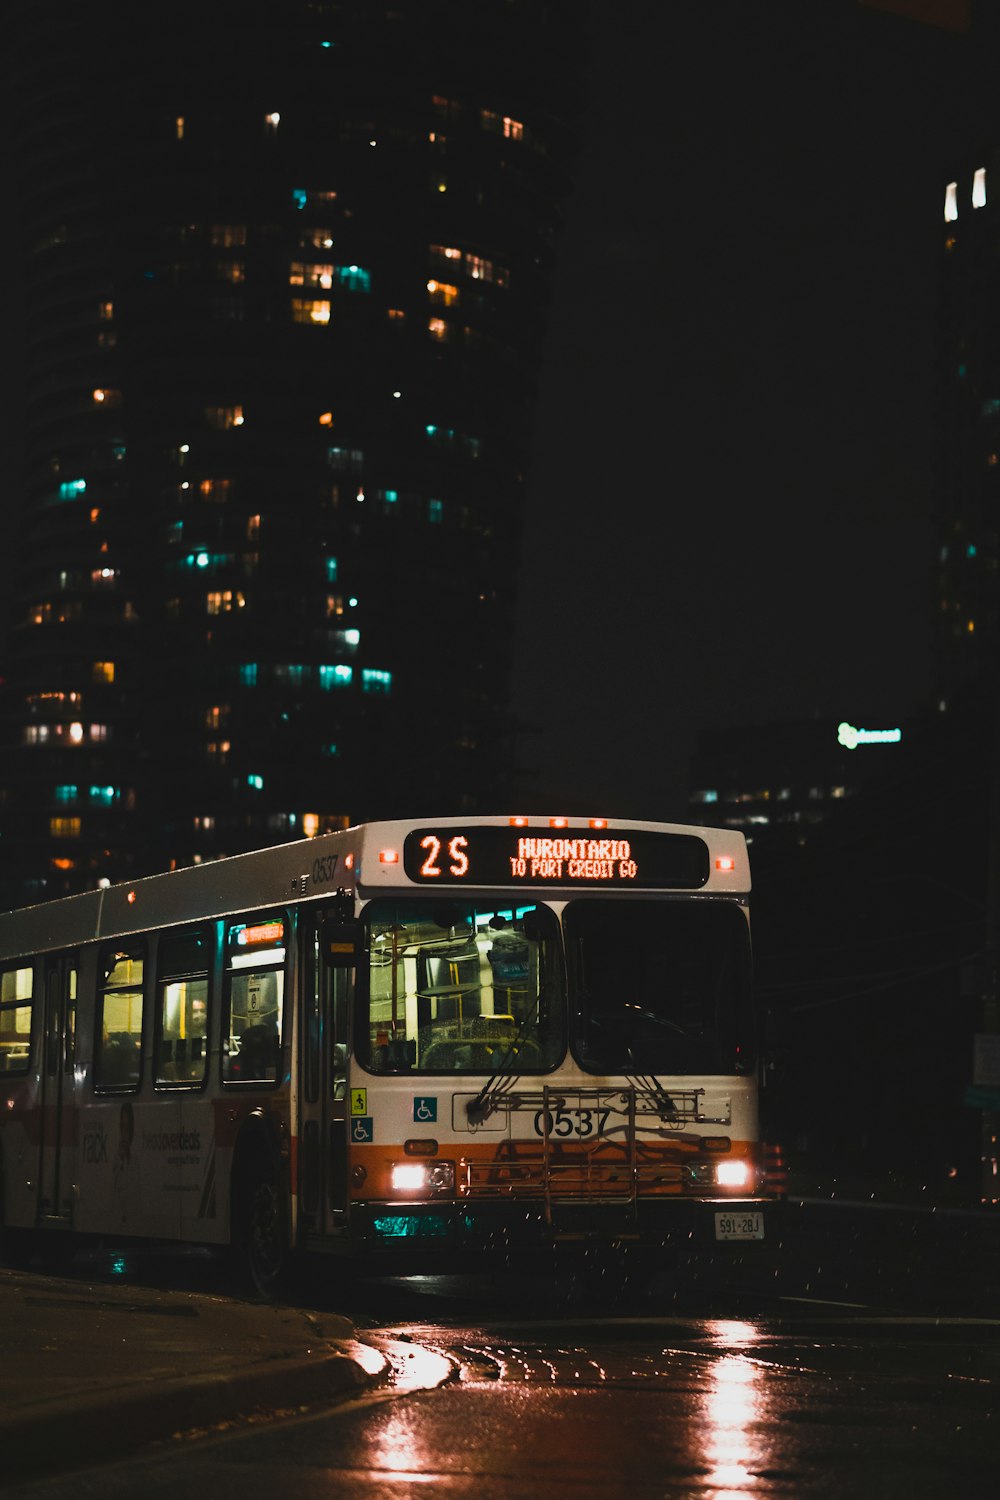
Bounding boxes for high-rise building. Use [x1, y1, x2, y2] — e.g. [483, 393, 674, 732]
[933, 149, 1000, 699]
[0, 0, 587, 905]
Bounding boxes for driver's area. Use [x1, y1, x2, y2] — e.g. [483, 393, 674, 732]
[355, 899, 564, 1074]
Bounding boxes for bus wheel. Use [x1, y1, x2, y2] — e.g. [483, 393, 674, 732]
[233, 1147, 288, 1299]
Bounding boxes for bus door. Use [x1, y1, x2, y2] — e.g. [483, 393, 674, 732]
[300, 909, 355, 1241]
[38, 953, 78, 1224]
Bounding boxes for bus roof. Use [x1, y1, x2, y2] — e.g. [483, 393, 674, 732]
[0, 816, 749, 960]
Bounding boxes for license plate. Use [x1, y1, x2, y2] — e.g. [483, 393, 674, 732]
[714, 1211, 764, 1242]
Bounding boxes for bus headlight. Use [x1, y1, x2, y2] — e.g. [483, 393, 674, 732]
[390, 1160, 455, 1196]
[715, 1159, 753, 1191]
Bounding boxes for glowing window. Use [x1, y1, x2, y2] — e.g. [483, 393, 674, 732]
[59, 479, 87, 500]
[944, 181, 958, 222]
[92, 661, 115, 683]
[428, 498, 444, 523]
[291, 298, 331, 324]
[49, 817, 81, 838]
[336, 265, 371, 293]
[362, 668, 392, 695]
[265, 111, 280, 133]
[239, 663, 258, 686]
[210, 225, 247, 247]
[428, 317, 448, 341]
[289, 262, 334, 289]
[206, 406, 244, 430]
[175, 116, 184, 140]
[216, 261, 245, 284]
[54, 785, 78, 803]
[973, 167, 987, 209]
[319, 664, 353, 689]
[206, 590, 245, 614]
[92, 388, 122, 407]
[427, 280, 459, 306]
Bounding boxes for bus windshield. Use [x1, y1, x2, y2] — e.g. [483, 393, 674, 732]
[566, 898, 754, 1076]
[357, 900, 564, 1074]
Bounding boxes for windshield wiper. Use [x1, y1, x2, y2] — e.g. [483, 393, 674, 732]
[465, 944, 553, 1126]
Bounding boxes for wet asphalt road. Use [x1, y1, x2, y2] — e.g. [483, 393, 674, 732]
[7, 1292, 999, 1500]
[5, 1194, 1000, 1500]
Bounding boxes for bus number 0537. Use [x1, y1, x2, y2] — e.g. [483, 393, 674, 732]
[533, 1107, 612, 1138]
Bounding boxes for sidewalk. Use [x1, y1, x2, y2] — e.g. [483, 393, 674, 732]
[0, 1265, 387, 1483]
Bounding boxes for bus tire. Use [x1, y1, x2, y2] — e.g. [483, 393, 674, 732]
[232, 1142, 289, 1300]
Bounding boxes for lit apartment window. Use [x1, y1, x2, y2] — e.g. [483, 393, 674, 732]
[210, 225, 247, 247]
[246, 514, 261, 539]
[206, 590, 245, 614]
[336, 265, 370, 292]
[326, 594, 345, 617]
[300, 229, 335, 250]
[175, 116, 184, 140]
[99, 301, 114, 321]
[302, 813, 320, 838]
[944, 181, 959, 222]
[91, 567, 118, 586]
[502, 116, 524, 140]
[206, 406, 244, 430]
[92, 661, 115, 683]
[387, 307, 406, 321]
[206, 740, 231, 761]
[289, 262, 334, 288]
[291, 299, 331, 324]
[92, 388, 122, 407]
[318, 665, 352, 689]
[49, 817, 81, 839]
[430, 244, 462, 265]
[362, 668, 392, 695]
[199, 479, 232, 501]
[973, 167, 987, 208]
[426, 280, 458, 306]
[265, 111, 280, 133]
[193, 815, 215, 831]
[216, 261, 245, 284]
[205, 705, 229, 728]
[428, 317, 449, 341]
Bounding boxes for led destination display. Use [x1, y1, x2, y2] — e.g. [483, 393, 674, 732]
[402, 826, 710, 889]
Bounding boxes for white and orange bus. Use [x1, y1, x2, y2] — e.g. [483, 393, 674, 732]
[0, 815, 784, 1293]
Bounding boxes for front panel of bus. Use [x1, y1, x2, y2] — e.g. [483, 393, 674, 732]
[337, 821, 776, 1255]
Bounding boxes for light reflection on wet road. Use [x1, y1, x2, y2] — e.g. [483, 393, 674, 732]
[14, 1301, 996, 1500]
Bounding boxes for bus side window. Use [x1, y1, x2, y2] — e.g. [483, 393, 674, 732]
[223, 915, 286, 1085]
[0, 965, 33, 1074]
[156, 928, 211, 1086]
[95, 946, 144, 1091]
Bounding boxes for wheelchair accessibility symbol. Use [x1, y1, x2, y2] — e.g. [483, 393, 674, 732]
[414, 1096, 437, 1123]
[352, 1117, 374, 1142]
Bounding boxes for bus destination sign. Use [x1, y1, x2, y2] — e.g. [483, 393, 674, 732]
[402, 826, 710, 889]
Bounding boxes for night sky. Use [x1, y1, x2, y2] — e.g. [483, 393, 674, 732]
[511, 0, 988, 821]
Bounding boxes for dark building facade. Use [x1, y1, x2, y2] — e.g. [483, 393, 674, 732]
[686, 716, 908, 847]
[0, 0, 587, 905]
[933, 149, 1000, 699]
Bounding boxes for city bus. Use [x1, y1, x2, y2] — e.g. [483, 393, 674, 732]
[0, 815, 785, 1293]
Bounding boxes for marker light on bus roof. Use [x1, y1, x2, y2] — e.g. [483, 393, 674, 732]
[589, 818, 608, 829]
[509, 816, 529, 827]
[126, 890, 137, 904]
[716, 854, 735, 873]
[549, 816, 568, 828]
[379, 847, 399, 864]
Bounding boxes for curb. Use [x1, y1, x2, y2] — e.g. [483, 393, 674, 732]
[2, 1342, 387, 1484]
